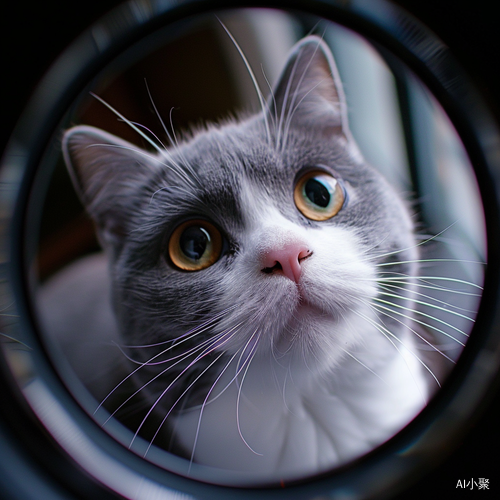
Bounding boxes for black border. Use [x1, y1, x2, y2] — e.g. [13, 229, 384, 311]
[2, 1, 500, 498]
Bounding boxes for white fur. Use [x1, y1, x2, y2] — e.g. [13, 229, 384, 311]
[172, 331, 427, 481]
[215, 181, 377, 373]
[171, 179, 428, 480]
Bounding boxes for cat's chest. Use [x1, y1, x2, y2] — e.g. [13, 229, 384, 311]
[170, 334, 427, 480]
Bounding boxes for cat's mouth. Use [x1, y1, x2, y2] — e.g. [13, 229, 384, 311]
[294, 294, 330, 320]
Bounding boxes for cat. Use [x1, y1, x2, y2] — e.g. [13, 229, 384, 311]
[39, 34, 463, 484]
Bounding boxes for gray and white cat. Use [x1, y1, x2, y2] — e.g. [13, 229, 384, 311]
[40, 35, 440, 483]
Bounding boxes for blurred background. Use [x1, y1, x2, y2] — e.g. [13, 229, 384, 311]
[31, 8, 485, 374]
[31, 8, 485, 283]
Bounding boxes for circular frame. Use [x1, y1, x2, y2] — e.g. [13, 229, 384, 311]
[1, 0, 500, 499]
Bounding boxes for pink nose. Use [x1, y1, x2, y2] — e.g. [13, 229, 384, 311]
[261, 243, 312, 283]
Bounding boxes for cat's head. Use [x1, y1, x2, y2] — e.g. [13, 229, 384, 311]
[62, 36, 417, 380]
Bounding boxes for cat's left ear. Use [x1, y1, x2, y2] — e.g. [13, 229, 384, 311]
[269, 36, 351, 140]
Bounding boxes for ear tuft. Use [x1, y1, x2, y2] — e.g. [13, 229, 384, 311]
[269, 36, 350, 138]
[62, 125, 158, 248]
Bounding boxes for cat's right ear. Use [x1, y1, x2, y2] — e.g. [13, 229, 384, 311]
[269, 36, 352, 142]
[62, 125, 158, 249]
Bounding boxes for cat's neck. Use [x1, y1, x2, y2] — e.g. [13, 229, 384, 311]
[171, 328, 427, 481]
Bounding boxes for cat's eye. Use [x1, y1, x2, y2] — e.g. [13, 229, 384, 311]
[294, 170, 345, 220]
[168, 220, 222, 271]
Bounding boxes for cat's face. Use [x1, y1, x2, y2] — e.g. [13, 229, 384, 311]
[63, 36, 417, 395]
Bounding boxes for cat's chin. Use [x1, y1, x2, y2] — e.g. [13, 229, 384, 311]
[293, 295, 334, 320]
[252, 301, 375, 383]
[212, 276, 376, 380]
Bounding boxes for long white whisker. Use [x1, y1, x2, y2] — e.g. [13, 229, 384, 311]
[371, 300, 466, 346]
[217, 19, 271, 145]
[235, 329, 263, 456]
[186, 350, 242, 473]
[115, 332, 214, 366]
[372, 304, 456, 363]
[143, 81, 201, 185]
[102, 344, 202, 425]
[186, 329, 263, 470]
[355, 309, 434, 397]
[338, 345, 388, 384]
[379, 282, 481, 305]
[132, 325, 241, 450]
[90, 93, 165, 155]
[85, 142, 195, 188]
[378, 274, 483, 291]
[90, 93, 196, 188]
[370, 223, 461, 262]
[101, 328, 234, 424]
[124, 120, 168, 150]
[95, 309, 236, 412]
[374, 296, 473, 337]
[119, 306, 237, 350]
[376, 257, 485, 268]
[140, 324, 245, 456]
[112, 322, 223, 367]
[280, 39, 324, 153]
[378, 291, 476, 323]
[143, 351, 227, 457]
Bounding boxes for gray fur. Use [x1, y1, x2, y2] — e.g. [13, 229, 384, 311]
[39, 36, 429, 480]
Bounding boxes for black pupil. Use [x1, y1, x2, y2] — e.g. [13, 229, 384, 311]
[180, 226, 209, 260]
[305, 178, 330, 208]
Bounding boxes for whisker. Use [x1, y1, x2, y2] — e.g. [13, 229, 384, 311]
[143, 351, 227, 457]
[115, 326, 226, 367]
[378, 291, 476, 323]
[355, 309, 434, 396]
[90, 93, 164, 155]
[142, 325, 246, 441]
[378, 274, 483, 291]
[144, 81, 201, 185]
[235, 330, 263, 456]
[122, 120, 168, 150]
[378, 279, 482, 298]
[119, 306, 237, 349]
[373, 304, 456, 364]
[374, 296, 471, 338]
[186, 349, 242, 473]
[371, 223, 461, 262]
[217, 19, 272, 145]
[371, 300, 466, 346]
[185, 328, 263, 471]
[101, 330, 231, 425]
[0, 332, 31, 350]
[90, 93, 196, 188]
[95, 311, 236, 412]
[376, 257, 485, 268]
[338, 345, 388, 384]
[85, 142, 196, 188]
[132, 326, 241, 450]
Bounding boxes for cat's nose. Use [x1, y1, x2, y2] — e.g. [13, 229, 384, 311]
[261, 243, 312, 283]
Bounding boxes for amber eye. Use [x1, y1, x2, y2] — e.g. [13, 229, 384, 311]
[168, 220, 222, 271]
[294, 170, 345, 221]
